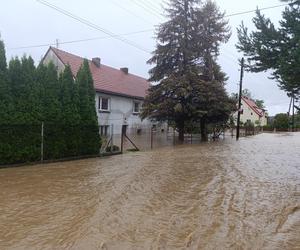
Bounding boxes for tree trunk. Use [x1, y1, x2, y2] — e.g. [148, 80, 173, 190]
[177, 120, 185, 142]
[200, 118, 208, 142]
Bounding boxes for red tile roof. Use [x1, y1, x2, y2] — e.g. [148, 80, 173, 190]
[242, 96, 265, 117]
[50, 47, 150, 99]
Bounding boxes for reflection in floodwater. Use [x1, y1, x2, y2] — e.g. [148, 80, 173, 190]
[0, 133, 299, 250]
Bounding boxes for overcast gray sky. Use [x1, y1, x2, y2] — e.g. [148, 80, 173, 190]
[0, 0, 292, 115]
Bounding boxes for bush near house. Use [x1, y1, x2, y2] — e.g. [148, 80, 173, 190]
[273, 113, 289, 130]
[262, 125, 274, 131]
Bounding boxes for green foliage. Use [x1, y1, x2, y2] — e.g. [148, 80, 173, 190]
[37, 62, 61, 122]
[59, 65, 80, 125]
[8, 56, 42, 124]
[76, 59, 98, 125]
[142, 0, 234, 141]
[0, 39, 101, 165]
[263, 124, 274, 131]
[0, 125, 41, 164]
[76, 59, 100, 155]
[274, 113, 289, 129]
[236, 2, 300, 98]
[255, 99, 265, 109]
[0, 38, 14, 124]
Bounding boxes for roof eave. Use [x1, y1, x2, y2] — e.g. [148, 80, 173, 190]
[95, 89, 145, 100]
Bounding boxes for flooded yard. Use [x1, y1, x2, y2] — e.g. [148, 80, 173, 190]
[0, 133, 299, 249]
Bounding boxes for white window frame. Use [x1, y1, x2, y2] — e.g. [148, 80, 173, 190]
[99, 96, 110, 112]
[133, 101, 141, 114]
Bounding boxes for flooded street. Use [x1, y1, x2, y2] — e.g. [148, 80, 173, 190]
[0, 133, 299, 250]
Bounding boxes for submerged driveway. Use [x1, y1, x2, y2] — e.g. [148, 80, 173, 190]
[0, 133, 299, 249]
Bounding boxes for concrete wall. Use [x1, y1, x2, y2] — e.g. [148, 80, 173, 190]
[234, 99, 268, 126]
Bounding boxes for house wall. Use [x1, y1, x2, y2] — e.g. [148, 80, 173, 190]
[96, 92, 152, 134]
[234, 99, 268, 126]
[43, 49, 65, 73]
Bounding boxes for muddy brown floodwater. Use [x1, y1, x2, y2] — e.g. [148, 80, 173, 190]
[0, 133, 299, 250]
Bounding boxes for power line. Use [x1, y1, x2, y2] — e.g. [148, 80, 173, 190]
[9, 29, 154, 50]
[225, 3, 288, 17]
[13, 2, 288, 53]
[139, 0, 162, 14]
[36, 0, 151, 53]
[109, 0, 155, 25]
[129, 0, 163, 19]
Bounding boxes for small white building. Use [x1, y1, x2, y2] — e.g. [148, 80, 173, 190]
[42, 47, 153, 135]
[234, 96, 268, 126]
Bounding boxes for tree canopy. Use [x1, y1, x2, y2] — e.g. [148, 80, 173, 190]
[142, 0, 235, 141]
[236, 0, 300, 98]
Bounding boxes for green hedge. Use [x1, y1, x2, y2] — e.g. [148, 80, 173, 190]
[0, 124, 101, 165]
[0, 125, 41, 165]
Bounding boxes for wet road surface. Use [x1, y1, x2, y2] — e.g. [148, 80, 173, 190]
[0, 133, 299, 249]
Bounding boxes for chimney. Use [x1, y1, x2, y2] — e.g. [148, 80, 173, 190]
[92, 57, 101, 67]
[120, 67, 129, 74]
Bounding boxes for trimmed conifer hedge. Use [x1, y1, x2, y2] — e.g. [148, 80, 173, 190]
[0, 38, 101, 166]
[0, 125, 41, 165]
[0, 124, 101, 165]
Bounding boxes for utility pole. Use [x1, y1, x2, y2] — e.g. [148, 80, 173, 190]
[292, 96, 295, 132]
[236, 57, 244, 141]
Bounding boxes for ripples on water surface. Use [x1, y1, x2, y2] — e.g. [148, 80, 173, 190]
[0, 133, 299, 249]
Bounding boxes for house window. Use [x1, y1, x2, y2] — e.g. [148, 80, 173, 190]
[133, 101, 141, 114]
[99, 97, 110, 112]
[251, 112, 253, 115]
[100, 125, 109, 136]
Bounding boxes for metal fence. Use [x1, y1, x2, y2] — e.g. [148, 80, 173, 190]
[1, 122, 267, 166]
[0, 123, 100, 166]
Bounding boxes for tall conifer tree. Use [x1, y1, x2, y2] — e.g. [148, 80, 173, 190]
[37, 62, 60, 122]
[76, 59, 100, 155]
[59, 65, 80, 124]
[0, 38, 14, 124]
[76, 59, 98, 125]
[142, 0, 234, 141]
[8, 56, 40, 123]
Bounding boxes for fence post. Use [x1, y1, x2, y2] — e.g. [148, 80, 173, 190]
[150, 126, 153, 150]
[173, 127, 175, 145]
[41, 122, 44, 162]
[111, 124, 114, 153]
[121, 125, 126, 153]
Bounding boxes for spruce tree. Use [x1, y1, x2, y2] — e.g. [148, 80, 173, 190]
[142, 0, 234, 141]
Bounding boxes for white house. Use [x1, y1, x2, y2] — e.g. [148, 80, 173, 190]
[42, 47, 153, 135]
[234, 96, 268, 126]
